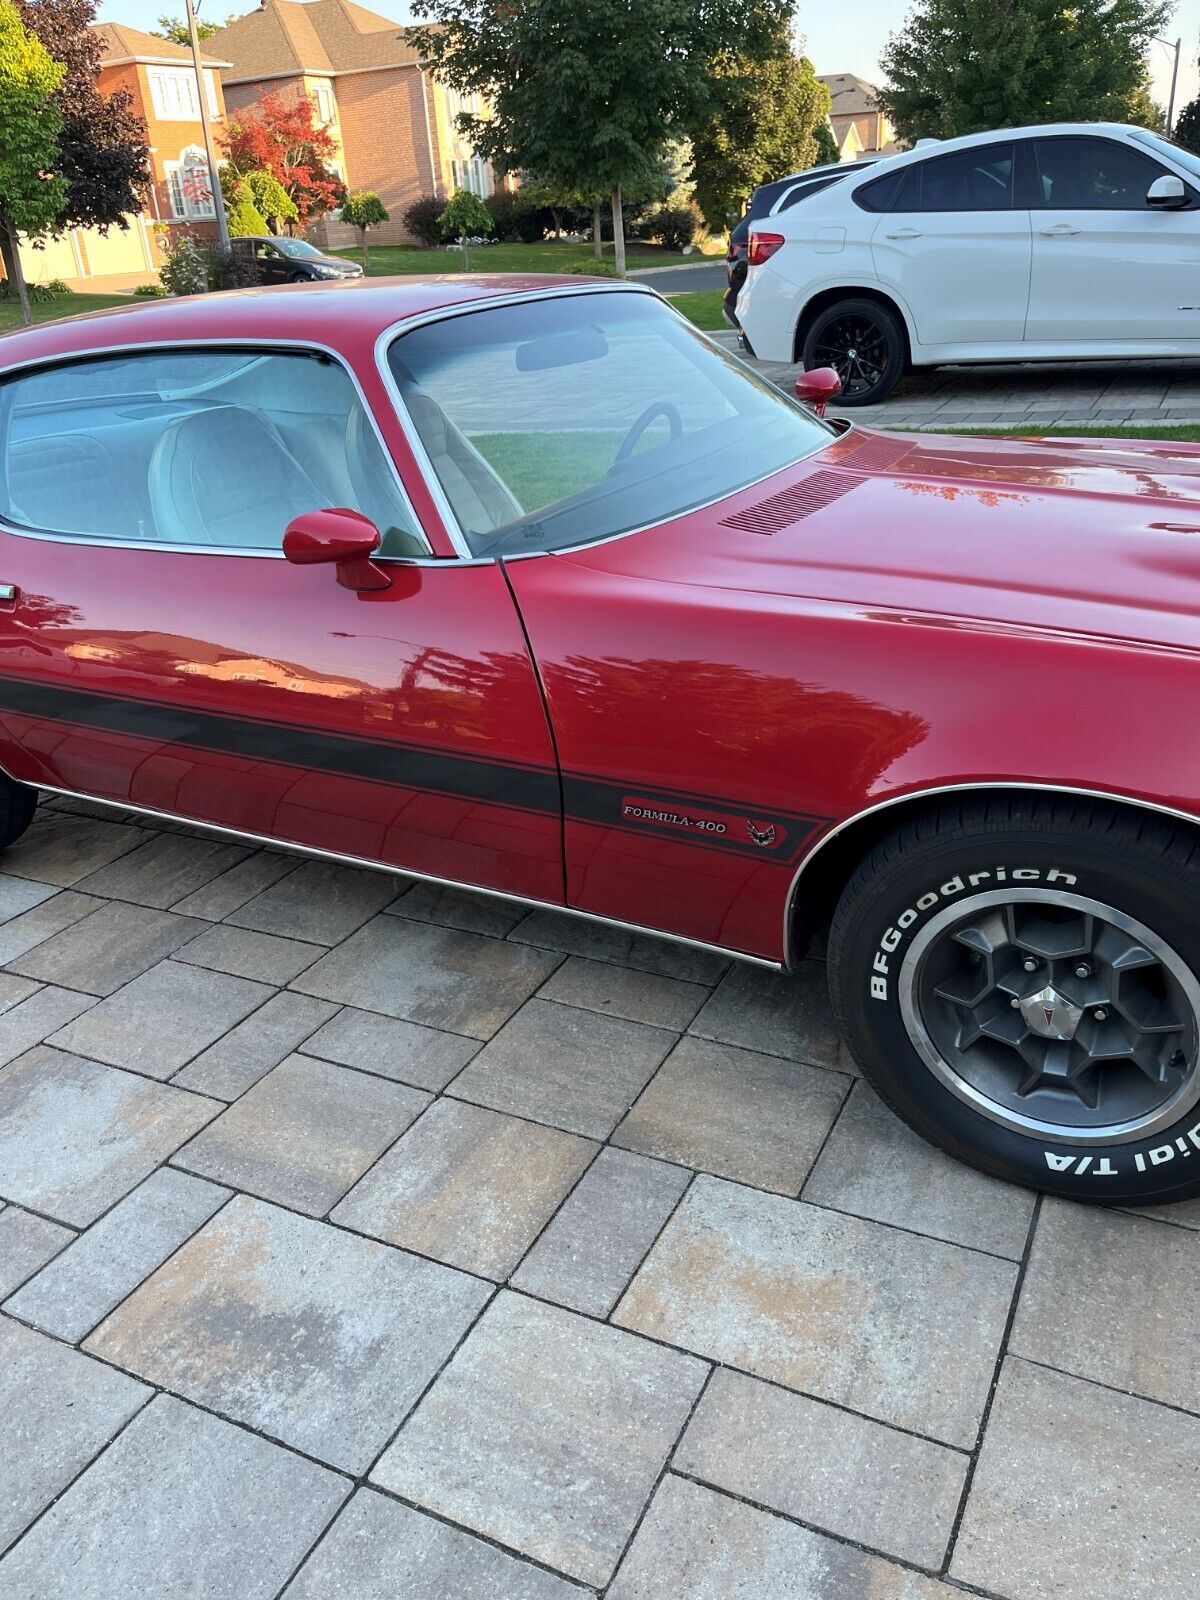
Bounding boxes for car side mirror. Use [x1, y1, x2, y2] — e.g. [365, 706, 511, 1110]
[283, 507, 391, 592]
[1148, 174, 1188, 210]
[795, 366, 843, 418]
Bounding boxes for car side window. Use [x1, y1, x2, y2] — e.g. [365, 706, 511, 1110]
[854, 165, 918, 213]
[0, 347, 427, 557]
[1033, 136, 1175, 209]
[912, 145, 1015, 211]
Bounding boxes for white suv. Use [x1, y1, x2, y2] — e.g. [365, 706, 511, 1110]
[736, 122, 1200, 405]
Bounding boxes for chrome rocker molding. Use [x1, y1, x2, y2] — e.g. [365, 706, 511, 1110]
[784, 780, 1200, 968]
[35, 782, 782, 972]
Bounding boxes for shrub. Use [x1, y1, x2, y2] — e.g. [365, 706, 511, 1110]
[224, 178, 269, 238]
[403, 194, 443, 246]
[565, 259, 617, 276]
[158, 234, 208, 296]
[0, 279, 67, 302]
[206, 246, 261, 291]
[133, 282, 168, 297]
[642, 202, 701, 252]
[485, 190, 546, 243]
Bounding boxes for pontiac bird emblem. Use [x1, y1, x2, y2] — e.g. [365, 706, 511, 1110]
[747, 821, 776, 849]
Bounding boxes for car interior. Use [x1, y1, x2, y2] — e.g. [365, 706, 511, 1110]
[0, 351, 427, 558]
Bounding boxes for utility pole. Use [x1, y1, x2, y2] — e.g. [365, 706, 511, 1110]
[185, 0, 230, 251]
[1157, 34, 1182, 133]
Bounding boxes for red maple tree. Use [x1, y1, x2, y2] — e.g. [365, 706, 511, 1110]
[221, 89, 345, 229]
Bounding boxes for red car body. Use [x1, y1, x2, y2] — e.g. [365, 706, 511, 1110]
[2, 279, 1199, 969]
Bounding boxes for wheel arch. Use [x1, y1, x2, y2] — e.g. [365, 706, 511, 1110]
[792, 284, 916, 368]
[786, 782, 1200, 968]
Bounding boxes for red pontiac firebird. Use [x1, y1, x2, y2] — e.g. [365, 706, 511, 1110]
[2, 277, 1200, 1206]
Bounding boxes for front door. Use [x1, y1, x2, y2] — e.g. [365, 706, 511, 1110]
[0, 344, 562, 903]
[870, 141, 1031, 350]
[1024, 134, 1200, 344]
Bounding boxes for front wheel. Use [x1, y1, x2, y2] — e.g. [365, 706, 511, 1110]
[828, 797, 1200, 1204]
[801, 297, 906, 406]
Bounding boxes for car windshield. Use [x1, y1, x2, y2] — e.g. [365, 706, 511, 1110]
[275, 239, 323, 259]
[388, 290, 832, 557]
[1130, 129, 1200, 185]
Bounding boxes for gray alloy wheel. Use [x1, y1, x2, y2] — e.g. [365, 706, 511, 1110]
[898, 889, 1200, 1145]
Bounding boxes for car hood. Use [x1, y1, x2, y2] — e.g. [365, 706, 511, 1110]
[591, 428, 1200, 652]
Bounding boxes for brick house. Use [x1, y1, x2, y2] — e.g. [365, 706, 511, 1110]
[18, 24, 231, 291]
[817, 73, 902, 160]
[210, 0, 496, 247]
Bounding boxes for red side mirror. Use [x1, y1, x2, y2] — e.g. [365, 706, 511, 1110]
[283, 507, 390, 592]
[794, 367, 842, 418]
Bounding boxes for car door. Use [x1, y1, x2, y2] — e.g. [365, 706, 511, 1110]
[868, 142, 1032, 350]
[0, 343, 562, 903]
[1024, 134, 1200, 344]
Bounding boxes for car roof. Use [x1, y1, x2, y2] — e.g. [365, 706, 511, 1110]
[0, 277, 648, 370]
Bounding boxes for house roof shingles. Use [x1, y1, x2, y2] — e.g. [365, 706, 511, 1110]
[211, 0, 430, 83]
[92, 21, 229, 69]
[818, 73, 883, 117]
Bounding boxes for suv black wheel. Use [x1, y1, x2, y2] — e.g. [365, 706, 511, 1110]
[828, 796, 1200, 1204]
[802, 296, 906, 406]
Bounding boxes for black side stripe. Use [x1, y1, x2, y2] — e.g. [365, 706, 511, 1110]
[0, 673, 559, 815]
[0, 673, 830, 862]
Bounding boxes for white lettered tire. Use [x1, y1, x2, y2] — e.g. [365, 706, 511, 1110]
[828, 797, 1200, 1203]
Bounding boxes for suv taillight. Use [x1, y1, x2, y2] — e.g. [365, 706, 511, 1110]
[748, 231, 785, 267]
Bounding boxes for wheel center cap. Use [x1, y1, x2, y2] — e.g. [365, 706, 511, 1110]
[1020, 984, 1084, 1041]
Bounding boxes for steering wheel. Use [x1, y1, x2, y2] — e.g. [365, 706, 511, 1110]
[615, 401, 683, 465]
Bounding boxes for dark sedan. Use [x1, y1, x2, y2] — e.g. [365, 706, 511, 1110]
[233, 236, 364, 284]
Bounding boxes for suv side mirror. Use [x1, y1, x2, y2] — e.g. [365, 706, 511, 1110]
[283, 507, 391, 591]
[795, 366, 843, 417]
[1148, 174, 1188, 210]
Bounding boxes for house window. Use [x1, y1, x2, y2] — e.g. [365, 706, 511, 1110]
[311, 82, 335, 126]
[165, 147, 215, 219]
[450, 156, 492, 198]
[148, 66, 218, 122]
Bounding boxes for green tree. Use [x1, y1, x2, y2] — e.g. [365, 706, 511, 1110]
[437, 186, 492, 269]
[223, 176, 267, 235]
[407, 0, 792, 277]
[220, 166, 297, 233]
[879, 0, 1171, 143]
[0, 0, 65, 325]
[151, 12, 233, 43]
[1175, 95, 1200, 153]
[689, 24, 830, 228]
[340, 189, 388, 269]
[813, 121, 840, 166]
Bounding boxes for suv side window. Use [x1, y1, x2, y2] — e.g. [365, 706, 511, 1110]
[854, 165, 917, 213]
[1033, 136, 1180, 209]
[0, 347, 426, 556]
[914, 144, 1015, 211]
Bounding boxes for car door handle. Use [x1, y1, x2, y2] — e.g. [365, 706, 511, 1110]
[1039, 224, 1081, 237]
[885, 228, 923, 239]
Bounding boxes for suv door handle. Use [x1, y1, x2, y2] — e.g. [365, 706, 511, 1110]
[885, 227, 923, 239]
[1039, 223, 1081, 237]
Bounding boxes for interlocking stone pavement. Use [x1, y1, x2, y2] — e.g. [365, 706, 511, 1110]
[0, 798, 1195, 1597]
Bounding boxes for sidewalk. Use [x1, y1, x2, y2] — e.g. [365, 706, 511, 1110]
[711, 329, 1200, 429]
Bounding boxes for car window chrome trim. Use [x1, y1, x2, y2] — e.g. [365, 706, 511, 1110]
[374, 282, 837, 565]
[0, 335, 433, 560]
[32, 778, 780, 971]
[784, 780, 1200, 968]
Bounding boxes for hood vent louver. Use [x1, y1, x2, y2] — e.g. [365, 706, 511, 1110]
[720, 470, 865, 535]
[826, 434, 913, 473]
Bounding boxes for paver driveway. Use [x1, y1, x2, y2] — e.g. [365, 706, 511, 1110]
[0, 797, 1197, 1598]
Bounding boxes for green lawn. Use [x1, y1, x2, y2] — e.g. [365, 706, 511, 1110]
[666, 289, 725, 331]
[331, 239, 707, 276]
[0, 291, 133, 335]
[473, 429, 635, 509]
[942, 424, 1200, 442]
